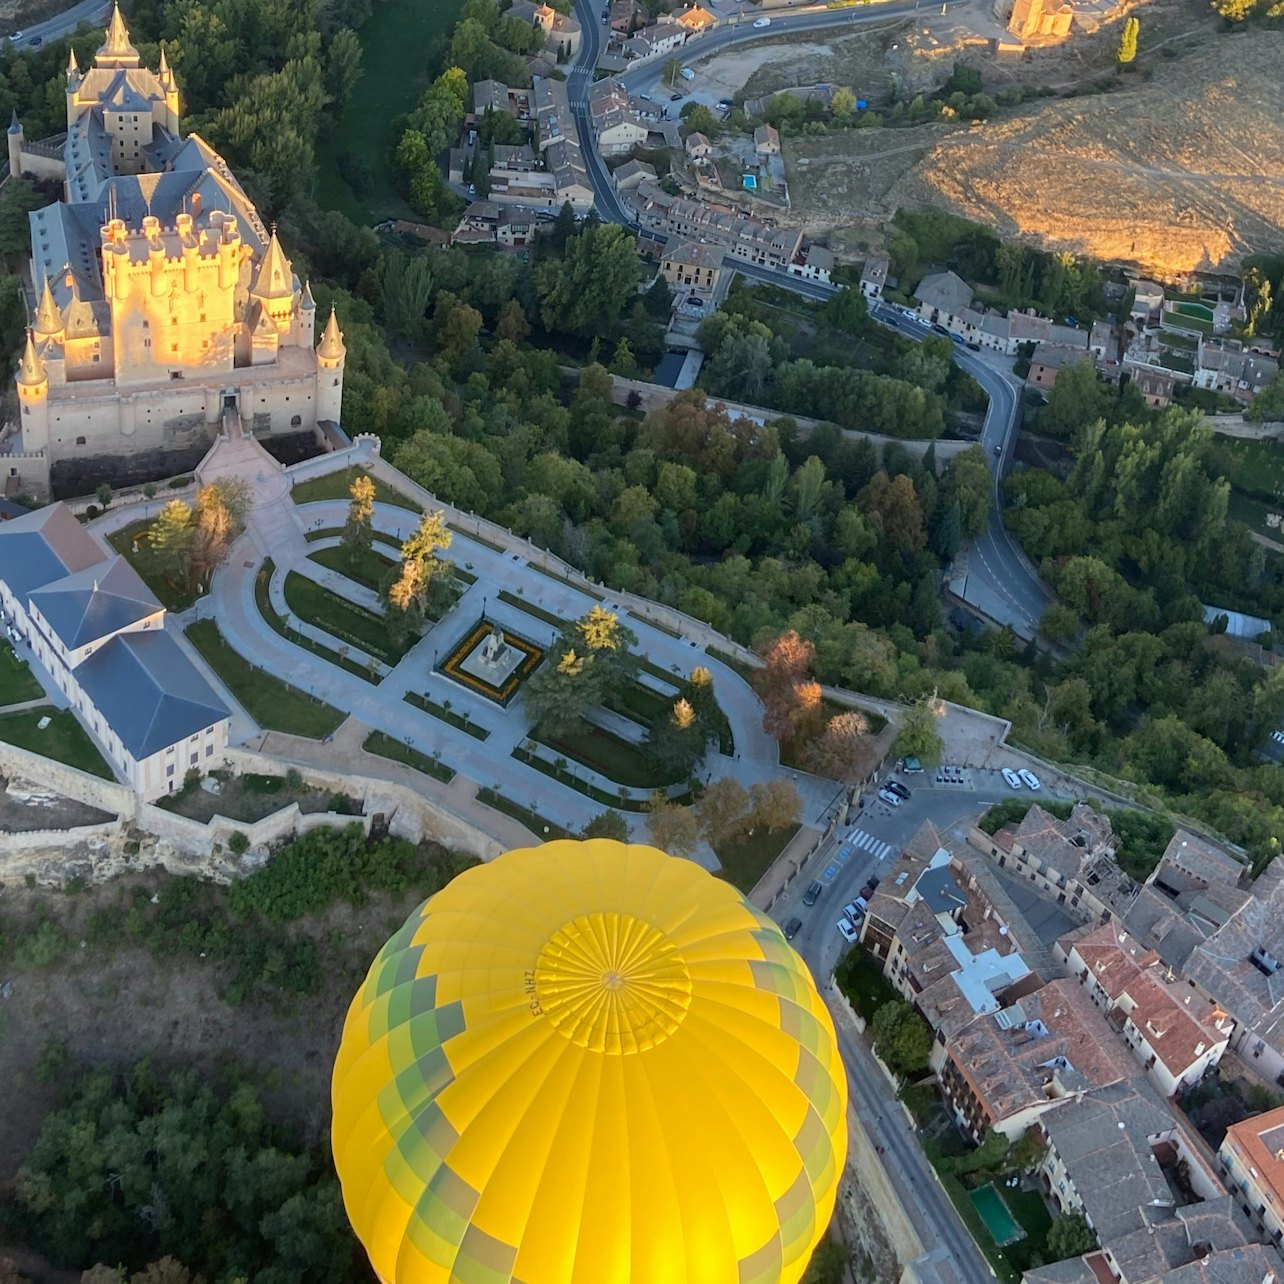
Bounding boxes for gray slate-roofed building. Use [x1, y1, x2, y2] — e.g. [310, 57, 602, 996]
[29, 555, 157, 651]
[0, 503, 105, 600]
[77, 630, 227, 760]
[0, 500, 229, 797]
[914, 270, 974, 323]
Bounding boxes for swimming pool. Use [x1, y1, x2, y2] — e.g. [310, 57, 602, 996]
[969, 1183, 1025, 1247]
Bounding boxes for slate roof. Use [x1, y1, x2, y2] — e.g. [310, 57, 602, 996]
[0, 503, 106, 599]
[914, 270, 973, 317]
[76, 630, 227, 759]
[29, 555, 158, 650]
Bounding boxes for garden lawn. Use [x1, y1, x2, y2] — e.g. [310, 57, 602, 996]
[532, 719, 678, 789]
[107, 519, 202, 612]
[835, 948, 901, 1022]
[0, 640, 42, 706]
[715, 823, 800, 894]
[290, 469, 422, 511]
[362, 730, 455, 783]
[283, 572, 411, 664]
[185, 620, 345, 738]
[308, 541, 400, 593]
[0, 707, 113, 778]
[314, 0, 468, 221]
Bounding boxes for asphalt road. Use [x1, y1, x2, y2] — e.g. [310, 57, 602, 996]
[565, 16, 1054, 637]
[6, 0, 110, 48]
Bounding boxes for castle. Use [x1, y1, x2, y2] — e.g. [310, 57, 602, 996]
[5, 7, 345, 497]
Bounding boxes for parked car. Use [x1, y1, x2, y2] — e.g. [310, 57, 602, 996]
[886, 780, 911, 800]
[1273, 730, 1284, 745]
[838, 918, 858, 944]
[802, 880, 824, 906]
[28, 34, 40, 44]
[1019, 768, 1042, 790]
[670, 91, 682, 101]
[877, 788, 901, 807]
[930, 322, 950, 336]
[966, 341, 981, 351]
[783, 917, 802, 940]
[993, 444, 1003, 456]
[753, 15, 771, 25]
[867, 876, 880, 890]
[1002, 767, 1022, 789]
[844, 898, 867, 922]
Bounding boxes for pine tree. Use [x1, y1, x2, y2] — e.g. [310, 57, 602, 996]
[1117, 16, 1139, 63]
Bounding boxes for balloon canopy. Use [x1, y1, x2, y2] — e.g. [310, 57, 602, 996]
[331, 839, 847, 1284]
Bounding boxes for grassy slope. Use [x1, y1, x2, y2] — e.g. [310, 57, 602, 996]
[314, 0, 469, 221]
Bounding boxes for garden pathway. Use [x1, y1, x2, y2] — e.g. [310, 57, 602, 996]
[197, 445, 841, 851]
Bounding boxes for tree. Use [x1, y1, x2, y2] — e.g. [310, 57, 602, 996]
[539, 223, 642, 337]
[830, 87, 856, 119]
[870, 1000, 932, 1074]
[1007, 1128, 1048, 1173]
[382, 511, 455, 641]
[801, 712, 875, 783]
[341, 474, 375, 562]
[647, 697, 708, 777]
[893, 701, 944, 765]
[1117, 15, 1139, 62]
[583, 809, 629, 841]
[822, 286, 869, 337]
[646, 791, 699, 857]
[1246, 370, 1284, 423]
[695, 777, 750, 846]
[522, 606, 638, 733]
[748, 779, 802, 831]
[495, 298, 531, 343]
[941, 445, 992, 538]
[1039, 361, 1108, 438]
[190, 479, 250, 589]
[146, 499, 196, 588]
[643, 274, 674, 319]
[1211, 0, 1255, 20]
[131, 1259, 204, 1284]
[96, 482, 113, 509]
[753, 631, 825, 746]
[1047, 1213, 1096, 1260]
[1039, 602, 1081, 646]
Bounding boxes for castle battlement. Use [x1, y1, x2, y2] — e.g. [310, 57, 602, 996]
[8, 5, 344, 498]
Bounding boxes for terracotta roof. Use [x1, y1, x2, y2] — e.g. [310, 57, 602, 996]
[1222, 1104, 1284, 1211]
[947, 979, 1135, 1126]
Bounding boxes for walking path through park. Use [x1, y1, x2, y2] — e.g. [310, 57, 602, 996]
[172, 437, 847, 856]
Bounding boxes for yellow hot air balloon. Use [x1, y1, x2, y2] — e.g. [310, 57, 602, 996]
[332, 839, 847, 1284]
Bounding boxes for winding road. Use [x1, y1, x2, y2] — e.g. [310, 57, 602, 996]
[565, 0, 1052, 639]
[5, 0, 110, 48]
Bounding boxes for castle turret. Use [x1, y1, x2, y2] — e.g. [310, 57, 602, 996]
[295, 279, 316, 349]
[7, 111, 22, 182]
[33, 277, 64, 344]
[15, 329, 50, 453]
[250, 230, 295, 333]
[158, 45, 180, 131]
[316, 307, 345, 423]
[97, 3, 141, 69]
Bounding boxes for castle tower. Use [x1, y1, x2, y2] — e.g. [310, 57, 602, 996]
[315, 307, 345, 423]
[158, 46, 180, 132]
[7, 110, 22, 181]
[250, 230, 295, 334]
[97, 4, 141, 69]
[15, 330, 50, 453]
[295, 279, 316, 350]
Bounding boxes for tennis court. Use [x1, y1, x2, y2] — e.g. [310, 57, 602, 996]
[969, 1183, 1025, 1247]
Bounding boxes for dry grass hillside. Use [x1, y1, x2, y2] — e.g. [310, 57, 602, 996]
[782, 26, 1284, 275]
[892, 32, 1284, 275]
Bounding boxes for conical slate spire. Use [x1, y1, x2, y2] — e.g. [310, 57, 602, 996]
[17, 330, 46, 386]
[250, 230, 294, 301]
[317, 307, 345, 360]
[8, 109, 20, 136]
[67, 46, 79, 75]
[33, 277, 62, 338]
[97, 4, 140, 67]
[300, 280, 316, 311]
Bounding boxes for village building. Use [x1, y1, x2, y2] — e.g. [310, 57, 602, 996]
[0, 501, 229, 797]
[1056, 920, 1233, 1096]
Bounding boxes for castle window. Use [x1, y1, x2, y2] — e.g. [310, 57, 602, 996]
[144, 338, 151, 348]
[291, 415, 301, 426]
[200, 314, 206, 322]
[75, 436, 85, 445]
[171, 343, 178, 353]
[142, 320, 148, 328]
[92, 354, 99, 362]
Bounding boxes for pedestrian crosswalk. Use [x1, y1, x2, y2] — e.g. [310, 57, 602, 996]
[842, 829, 893, 862]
